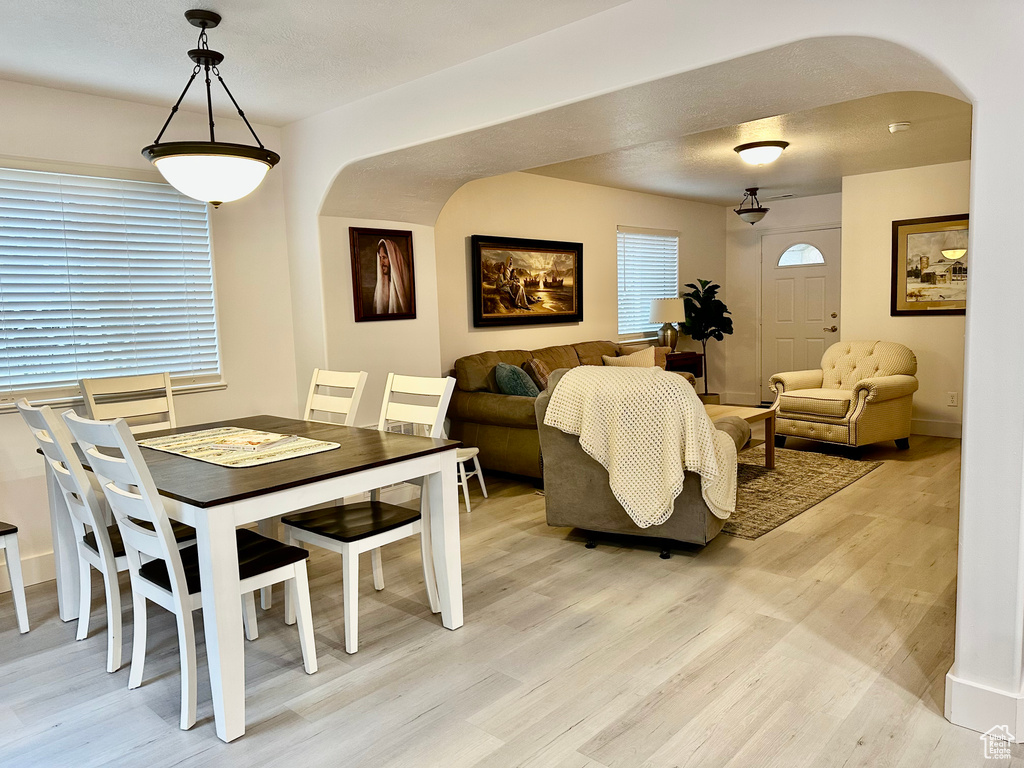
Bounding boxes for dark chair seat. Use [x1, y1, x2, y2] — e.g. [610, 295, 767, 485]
[83, 520, 196, 559]
[0, 520, 17, 536]
[282, 501, 421, 543]
[138, 528, 310, 595]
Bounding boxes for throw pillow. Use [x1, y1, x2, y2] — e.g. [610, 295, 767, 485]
[602, 346, 658, 368]
[521, 358, 553, 391]
[495, 362, 540, 397]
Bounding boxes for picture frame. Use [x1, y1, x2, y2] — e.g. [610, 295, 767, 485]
[349, 227, 416, 322]
[891, 214, 968, 316]
[471, 234, 583, 327]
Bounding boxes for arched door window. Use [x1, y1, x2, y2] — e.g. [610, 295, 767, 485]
[777, 243, 825, 267]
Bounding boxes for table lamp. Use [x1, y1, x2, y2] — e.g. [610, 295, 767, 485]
[650, 297, 686, 350]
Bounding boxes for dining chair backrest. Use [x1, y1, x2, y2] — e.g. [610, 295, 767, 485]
[304, 369, 369, 426]
[16, 399, 111, 555]
[62, 412, 191, 601]
[377, 374, 456, 439]
[80, 372, 176, 435]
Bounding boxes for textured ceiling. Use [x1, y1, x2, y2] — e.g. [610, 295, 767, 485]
[320, 37, 969, 223]
[526, 92, 972, 205]
[0, 0, 627, 125]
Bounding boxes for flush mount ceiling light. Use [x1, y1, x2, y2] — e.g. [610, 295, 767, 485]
[734, 187, 769, 225]
[734, 140, 789, 166]
[142, 10, 279, 207]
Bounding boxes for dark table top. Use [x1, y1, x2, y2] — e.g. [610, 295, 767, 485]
[78, 415, 459, 509]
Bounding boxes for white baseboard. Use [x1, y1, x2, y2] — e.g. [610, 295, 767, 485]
[0, 483, 422, 595]
[0, 549, 55, 593]
[912, 419, 962, 438]
[946, 670, 1024, 742]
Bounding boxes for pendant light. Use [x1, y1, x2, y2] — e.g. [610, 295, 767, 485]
[734, 140, 789, 166]
[734, 187, 769, 225]
[142, 10, 279, 207]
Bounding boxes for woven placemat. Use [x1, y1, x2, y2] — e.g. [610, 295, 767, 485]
[139, 426, 340, 468]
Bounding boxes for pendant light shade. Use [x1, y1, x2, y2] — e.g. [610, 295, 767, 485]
[142, 10, 279, 207]
[734, 187, 769, 225]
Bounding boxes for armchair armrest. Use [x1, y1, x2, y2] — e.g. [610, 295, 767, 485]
[853, 375, 919, 403]
[769, 369, 823, 395]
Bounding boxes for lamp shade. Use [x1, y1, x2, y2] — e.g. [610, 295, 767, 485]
[650, 297, 686, 323]
[734, 140, 789, 166]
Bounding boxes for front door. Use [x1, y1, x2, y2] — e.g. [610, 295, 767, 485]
[760, 228, 841, 403]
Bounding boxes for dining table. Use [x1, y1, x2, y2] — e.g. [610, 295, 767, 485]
[45, 414, 462, 743]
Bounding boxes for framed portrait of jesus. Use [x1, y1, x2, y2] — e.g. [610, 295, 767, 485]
[349, 227, 416, 322]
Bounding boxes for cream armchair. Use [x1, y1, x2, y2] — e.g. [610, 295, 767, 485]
[769, 341, 918, 449]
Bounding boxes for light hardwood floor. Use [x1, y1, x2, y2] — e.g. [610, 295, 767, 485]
[0, 435, 1019, 767]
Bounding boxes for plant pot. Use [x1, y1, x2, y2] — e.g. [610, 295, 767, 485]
[698, 393, 721, 405]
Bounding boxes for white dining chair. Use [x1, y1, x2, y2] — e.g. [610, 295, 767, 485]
[0, 521, 28, 634]
[80, 372, 176, 435]
[259, 367, 370, 611]
[62, 411, 318, 730]
[17, 399, 196, 671]
[281, 373, 456, 654]
[304, 368, 369, 426]
[455, 447, 488, 512]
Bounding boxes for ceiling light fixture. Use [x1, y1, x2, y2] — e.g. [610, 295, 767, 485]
[941, 230, 968, 260]
[734, 187, 769, 225]
[734, 140, 789, 166]
[142, 10, 280, 207]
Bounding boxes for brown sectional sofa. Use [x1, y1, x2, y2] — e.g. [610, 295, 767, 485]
[447, 339, 692, 478]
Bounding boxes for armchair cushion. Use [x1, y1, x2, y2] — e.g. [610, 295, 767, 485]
[852, 374, 919, 403]
[769, 369, 824, 395]
[821, 341, 917, 388]
[779, 388, 853, 418]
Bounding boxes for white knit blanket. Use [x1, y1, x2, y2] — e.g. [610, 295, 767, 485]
[543, 366, 737, 527]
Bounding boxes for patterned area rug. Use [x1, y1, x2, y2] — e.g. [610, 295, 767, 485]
[723, 445, 882, 540]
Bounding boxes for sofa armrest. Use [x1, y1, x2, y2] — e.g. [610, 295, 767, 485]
[769, 369, 824, 395]
[712, 415, 751, 452]
[853, 374, 919, 403]
[448, 390, 538, 429]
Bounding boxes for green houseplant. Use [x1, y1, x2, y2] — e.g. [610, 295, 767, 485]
[681, 279, 733, 399]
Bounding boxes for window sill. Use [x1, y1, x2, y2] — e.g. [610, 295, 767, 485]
[0, 380, 228, 415]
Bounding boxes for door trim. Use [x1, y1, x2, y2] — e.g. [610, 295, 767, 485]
[758, 224, 842, 404]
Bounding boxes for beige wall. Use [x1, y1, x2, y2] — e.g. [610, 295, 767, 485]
[724, 193, 843, 405]
[318, 217, 443, 427]
[0, 79, 298, 590]
[842, 161, 969, 437]
[433, 172, 727, 387]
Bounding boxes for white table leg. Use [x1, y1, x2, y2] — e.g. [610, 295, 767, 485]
[426, 450, 463, 630]
[46, 462, 79, 622]
[194, 507, 246, 743]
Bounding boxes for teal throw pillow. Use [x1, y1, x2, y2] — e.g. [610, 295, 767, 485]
[495, 362, 540, 397]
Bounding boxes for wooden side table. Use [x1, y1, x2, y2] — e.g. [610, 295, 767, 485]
[665, 351, 704, 378]
[704, 404, 777, 469]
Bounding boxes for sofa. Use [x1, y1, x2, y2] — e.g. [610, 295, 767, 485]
[448, 340, 695, 478]
[769, 340, 919, 449]
[535, 368, 750, 547]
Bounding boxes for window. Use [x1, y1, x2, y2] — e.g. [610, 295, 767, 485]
[617, 226, 679, 336]
[777, 243, 825, 267]
[0, 167, 220, 400]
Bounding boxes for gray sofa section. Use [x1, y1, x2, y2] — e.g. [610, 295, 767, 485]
[535, 369, 750, 546]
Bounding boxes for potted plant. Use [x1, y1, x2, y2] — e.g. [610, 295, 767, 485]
[681, 279, 733, 403]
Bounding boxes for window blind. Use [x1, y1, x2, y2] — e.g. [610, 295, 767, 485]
[616, 226, 679, 336]
[0, 167, 220, 399]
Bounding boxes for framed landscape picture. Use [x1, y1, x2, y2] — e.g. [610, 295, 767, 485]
[471, 234, 583, 327]
[349, 227, 416, 322]
[891, 214, 968, 316]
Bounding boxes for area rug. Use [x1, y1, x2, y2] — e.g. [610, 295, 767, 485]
[723, 445, 882, 539]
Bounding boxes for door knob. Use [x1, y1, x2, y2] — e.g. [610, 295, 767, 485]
[830, 312, 838, 318]
[823, 325, 838, 332]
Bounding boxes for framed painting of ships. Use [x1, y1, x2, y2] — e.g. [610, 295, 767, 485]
[471, 234, 583, 327]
